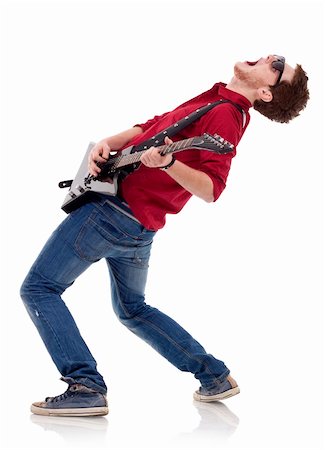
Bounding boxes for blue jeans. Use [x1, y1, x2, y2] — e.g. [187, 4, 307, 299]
[20, 195, 230, 395]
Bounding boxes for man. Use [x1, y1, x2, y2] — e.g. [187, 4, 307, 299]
[20, 55, 309, 417]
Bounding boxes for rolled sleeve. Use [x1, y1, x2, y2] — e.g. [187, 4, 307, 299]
[199, 152, 234, 201]
[197, 104, 241, 201]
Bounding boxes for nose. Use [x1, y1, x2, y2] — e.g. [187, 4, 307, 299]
[266, 55, 276, 63]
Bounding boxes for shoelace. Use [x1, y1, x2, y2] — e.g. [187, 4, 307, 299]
[45, 385, 78, 403]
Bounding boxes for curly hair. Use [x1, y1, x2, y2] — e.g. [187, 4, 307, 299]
[253, 65, 309, 123]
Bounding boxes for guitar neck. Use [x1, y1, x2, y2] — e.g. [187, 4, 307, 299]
[115, 137, 195, 170]
[95, 133, 233, 179]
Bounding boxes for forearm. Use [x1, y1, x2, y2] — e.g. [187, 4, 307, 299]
[140, 138, 214, 203]
[164, 160, 214, 203]
[104, 126, 143, 150]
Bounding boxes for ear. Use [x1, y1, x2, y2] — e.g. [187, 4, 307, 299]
[257, 87, 273, 103]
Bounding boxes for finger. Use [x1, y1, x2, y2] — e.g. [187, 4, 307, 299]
[164, 136, 173, 145]
[150, 147, 162, 159]
[141, 153, 155, 167]
[140, 153, 149, 166]
[93, 154, 108, 163]
[88, 148, 102, 164]
[88, 168, 100, 177]
[89, 143, 110, 162]
[88, 161, 102, 176]
[101, 143, 110, 160]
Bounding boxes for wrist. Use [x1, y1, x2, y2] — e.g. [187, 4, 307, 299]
[159, 155, 176, 171]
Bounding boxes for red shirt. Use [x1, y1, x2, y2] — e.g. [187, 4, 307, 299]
[119, 83, 251, 231]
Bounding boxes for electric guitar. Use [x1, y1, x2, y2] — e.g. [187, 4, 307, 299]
[59, 133, 234, 213]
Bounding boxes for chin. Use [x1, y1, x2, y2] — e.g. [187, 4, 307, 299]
[233, 62, 247, 80]
[233, 64, 260, 88]
[234, 61, 245, 69]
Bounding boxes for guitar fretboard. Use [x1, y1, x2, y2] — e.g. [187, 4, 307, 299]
[112, 137, 195, 170]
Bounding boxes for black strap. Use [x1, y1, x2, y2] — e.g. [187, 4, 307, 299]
[132, 99, 244, 153]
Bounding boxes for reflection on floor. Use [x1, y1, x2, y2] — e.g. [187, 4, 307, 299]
[30, 399, 239, 448]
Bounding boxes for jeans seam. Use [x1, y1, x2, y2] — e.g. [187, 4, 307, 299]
[109, 264, 220, 384]
[133, 315, 220, 383]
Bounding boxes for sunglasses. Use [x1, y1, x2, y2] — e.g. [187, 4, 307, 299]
[272, 55, 286, 86]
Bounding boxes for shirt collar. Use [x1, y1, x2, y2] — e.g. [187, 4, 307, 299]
[215, 82, 252, 110]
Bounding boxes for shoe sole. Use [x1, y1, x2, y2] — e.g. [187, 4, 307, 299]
[193, 386, 240, 402]
[31, 404, 109, 417]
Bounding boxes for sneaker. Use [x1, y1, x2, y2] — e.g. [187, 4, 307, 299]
[193, 375, 240, 402]
[31, 377, 108, 417]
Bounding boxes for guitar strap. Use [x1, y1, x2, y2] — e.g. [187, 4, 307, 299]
[131, 99, 245, 153]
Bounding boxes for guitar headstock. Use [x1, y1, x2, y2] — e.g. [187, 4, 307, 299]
[192, 133, 235, 154]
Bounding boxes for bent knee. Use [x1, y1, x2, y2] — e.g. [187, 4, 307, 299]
[20, 274, 33, 302]
[20, 265, 71, 302]
[113, 300, 154, 326]
[20, 267, 41, 298]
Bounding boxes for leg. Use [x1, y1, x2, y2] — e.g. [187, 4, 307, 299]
[107, 241, 230, 390]
[20, 201, 109, 394]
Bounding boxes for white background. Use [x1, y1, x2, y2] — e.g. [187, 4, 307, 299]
[1, 0, 324, 449]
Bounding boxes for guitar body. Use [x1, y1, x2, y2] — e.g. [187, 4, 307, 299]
[60, 133, 234, 214]
[61, 143, 134, 213]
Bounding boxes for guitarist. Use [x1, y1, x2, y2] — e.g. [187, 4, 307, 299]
[21, 55, 309, 417]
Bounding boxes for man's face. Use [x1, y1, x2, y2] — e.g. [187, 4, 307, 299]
[234, 55, 295, 89]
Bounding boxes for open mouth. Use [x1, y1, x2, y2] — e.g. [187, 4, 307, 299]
[246, 60, 259, 66]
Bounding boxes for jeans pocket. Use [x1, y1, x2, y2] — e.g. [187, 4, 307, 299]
[74, 210, 124, 261]
[100, 201, 145, 240]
